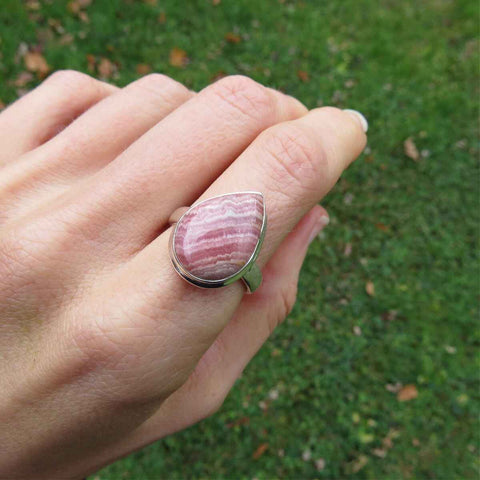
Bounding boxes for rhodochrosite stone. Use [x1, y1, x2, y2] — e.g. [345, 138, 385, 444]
[173, 192, 264, 281]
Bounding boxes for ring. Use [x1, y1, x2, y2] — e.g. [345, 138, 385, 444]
[169, 191, 266, 293]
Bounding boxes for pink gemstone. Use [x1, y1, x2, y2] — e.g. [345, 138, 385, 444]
[173, 192, 264, 281]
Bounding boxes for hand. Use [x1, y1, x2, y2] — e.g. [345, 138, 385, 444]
[0, 71, 366, 478]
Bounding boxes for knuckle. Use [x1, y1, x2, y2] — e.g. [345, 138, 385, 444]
[210, 75, 274, 122]
[131, 73, 191, 105]
[261, 124, 326, 193]
[46, 69, 96, 91]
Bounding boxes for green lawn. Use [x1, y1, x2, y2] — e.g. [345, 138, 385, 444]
[1, 0, 479, 478]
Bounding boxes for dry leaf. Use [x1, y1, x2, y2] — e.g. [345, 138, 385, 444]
[68, 0, 91, 16]
[397, 384, 418, 402]
[169, 47, 188, 67]
[47, 18, 65, 34]
[385, 382, 402, 393]
[365, 281, 375, 297]
[0, 99, 5, 110]
[382, 310, 398, 321]
[158, 12, 166, 24]
[211, 70, 227, 82]
[375, 222, 390, 232]
[67, 1, 81, 14]
[24, 52, 50, 77]
[404, 137, 420, 161]
[372, 448, 387, 458]
[97, 58, 115, 79]
[297, 70, 310, 82]
[78, 11, 89, 23]
[351, 455, 368, 473]
[25, 0, 41, 10]
[13, 71, 34, 87]
[59, 33, 74, 45]
[212, 0, 221, 4]
[136, 63, 152, 75]
[86, 54, 96, 72]
[344, 243, 352, 257]
[252, 443, 268, 459]
[226, 416, 250, 428]
[225, 32, 241, 44]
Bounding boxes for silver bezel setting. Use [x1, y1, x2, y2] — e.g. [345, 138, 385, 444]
[169, 191, 266, 290]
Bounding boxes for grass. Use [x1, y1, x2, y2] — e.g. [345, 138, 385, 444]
[1, 0, 479, 478]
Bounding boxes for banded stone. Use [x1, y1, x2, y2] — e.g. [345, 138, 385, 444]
[173, 192, 264, 281]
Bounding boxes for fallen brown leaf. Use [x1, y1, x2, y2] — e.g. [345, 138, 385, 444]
[24, 51, 50, 77]
[97, 57, 115, 79]
[344, 243, 352, 257]
[385, 382, 402, 393]
[211, 70, 227, 82]
[397, 384, 418, 402]
[136, 63, 152, 75]
[47, 18, 65, 34]
[375, 222, 390, 232]
[0, 99, 5, 110]
[13, 71, 34, 87]
[169, 47, 188, 67]
[86, 54, 96, 72]
[252, 443, 268, 459]
[59, 33, 74, 45]
[68, 0, 92, 12]
[158, 12, 166, 24]
[404, 137, 420, 161]
[25, 0, 41, 10]
[78, 11, 89, 23]
[226, 416, 250, 428]
[212, 0, 221, 4]
[365, 281, 375, 297]
[225, 32, 241, 44]
[372, 448, 387, 458]
[67, 1, 81, 14]
[351, 455, 368, 473]
[297, 70, 309, 82]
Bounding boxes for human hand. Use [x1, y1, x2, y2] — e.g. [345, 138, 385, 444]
[0, 71, 367, 478]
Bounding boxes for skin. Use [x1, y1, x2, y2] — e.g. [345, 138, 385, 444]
[0, 71, 366, 479]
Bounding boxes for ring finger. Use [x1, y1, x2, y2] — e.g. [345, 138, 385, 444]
[91, 106, 367, 401]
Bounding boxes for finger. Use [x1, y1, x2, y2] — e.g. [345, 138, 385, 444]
[130, 205, 331, 442]
[91, 107, 366, 401]
[197, 107, 366, 263]
[63, 76, 308, 254]
[19, 74, 194, 177]
[0, 75, 193, 224]
[0, 70, 117, 167]
[60, 205, 329, 468]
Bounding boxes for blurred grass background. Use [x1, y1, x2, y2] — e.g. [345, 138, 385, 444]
[1, 0, 478, 478]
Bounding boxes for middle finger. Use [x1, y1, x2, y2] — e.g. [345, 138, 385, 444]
[63, 76, 307, 257]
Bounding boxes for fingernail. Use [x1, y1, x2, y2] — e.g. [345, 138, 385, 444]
[308, 215, 330, 245]
[344, 109, 369, 133]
